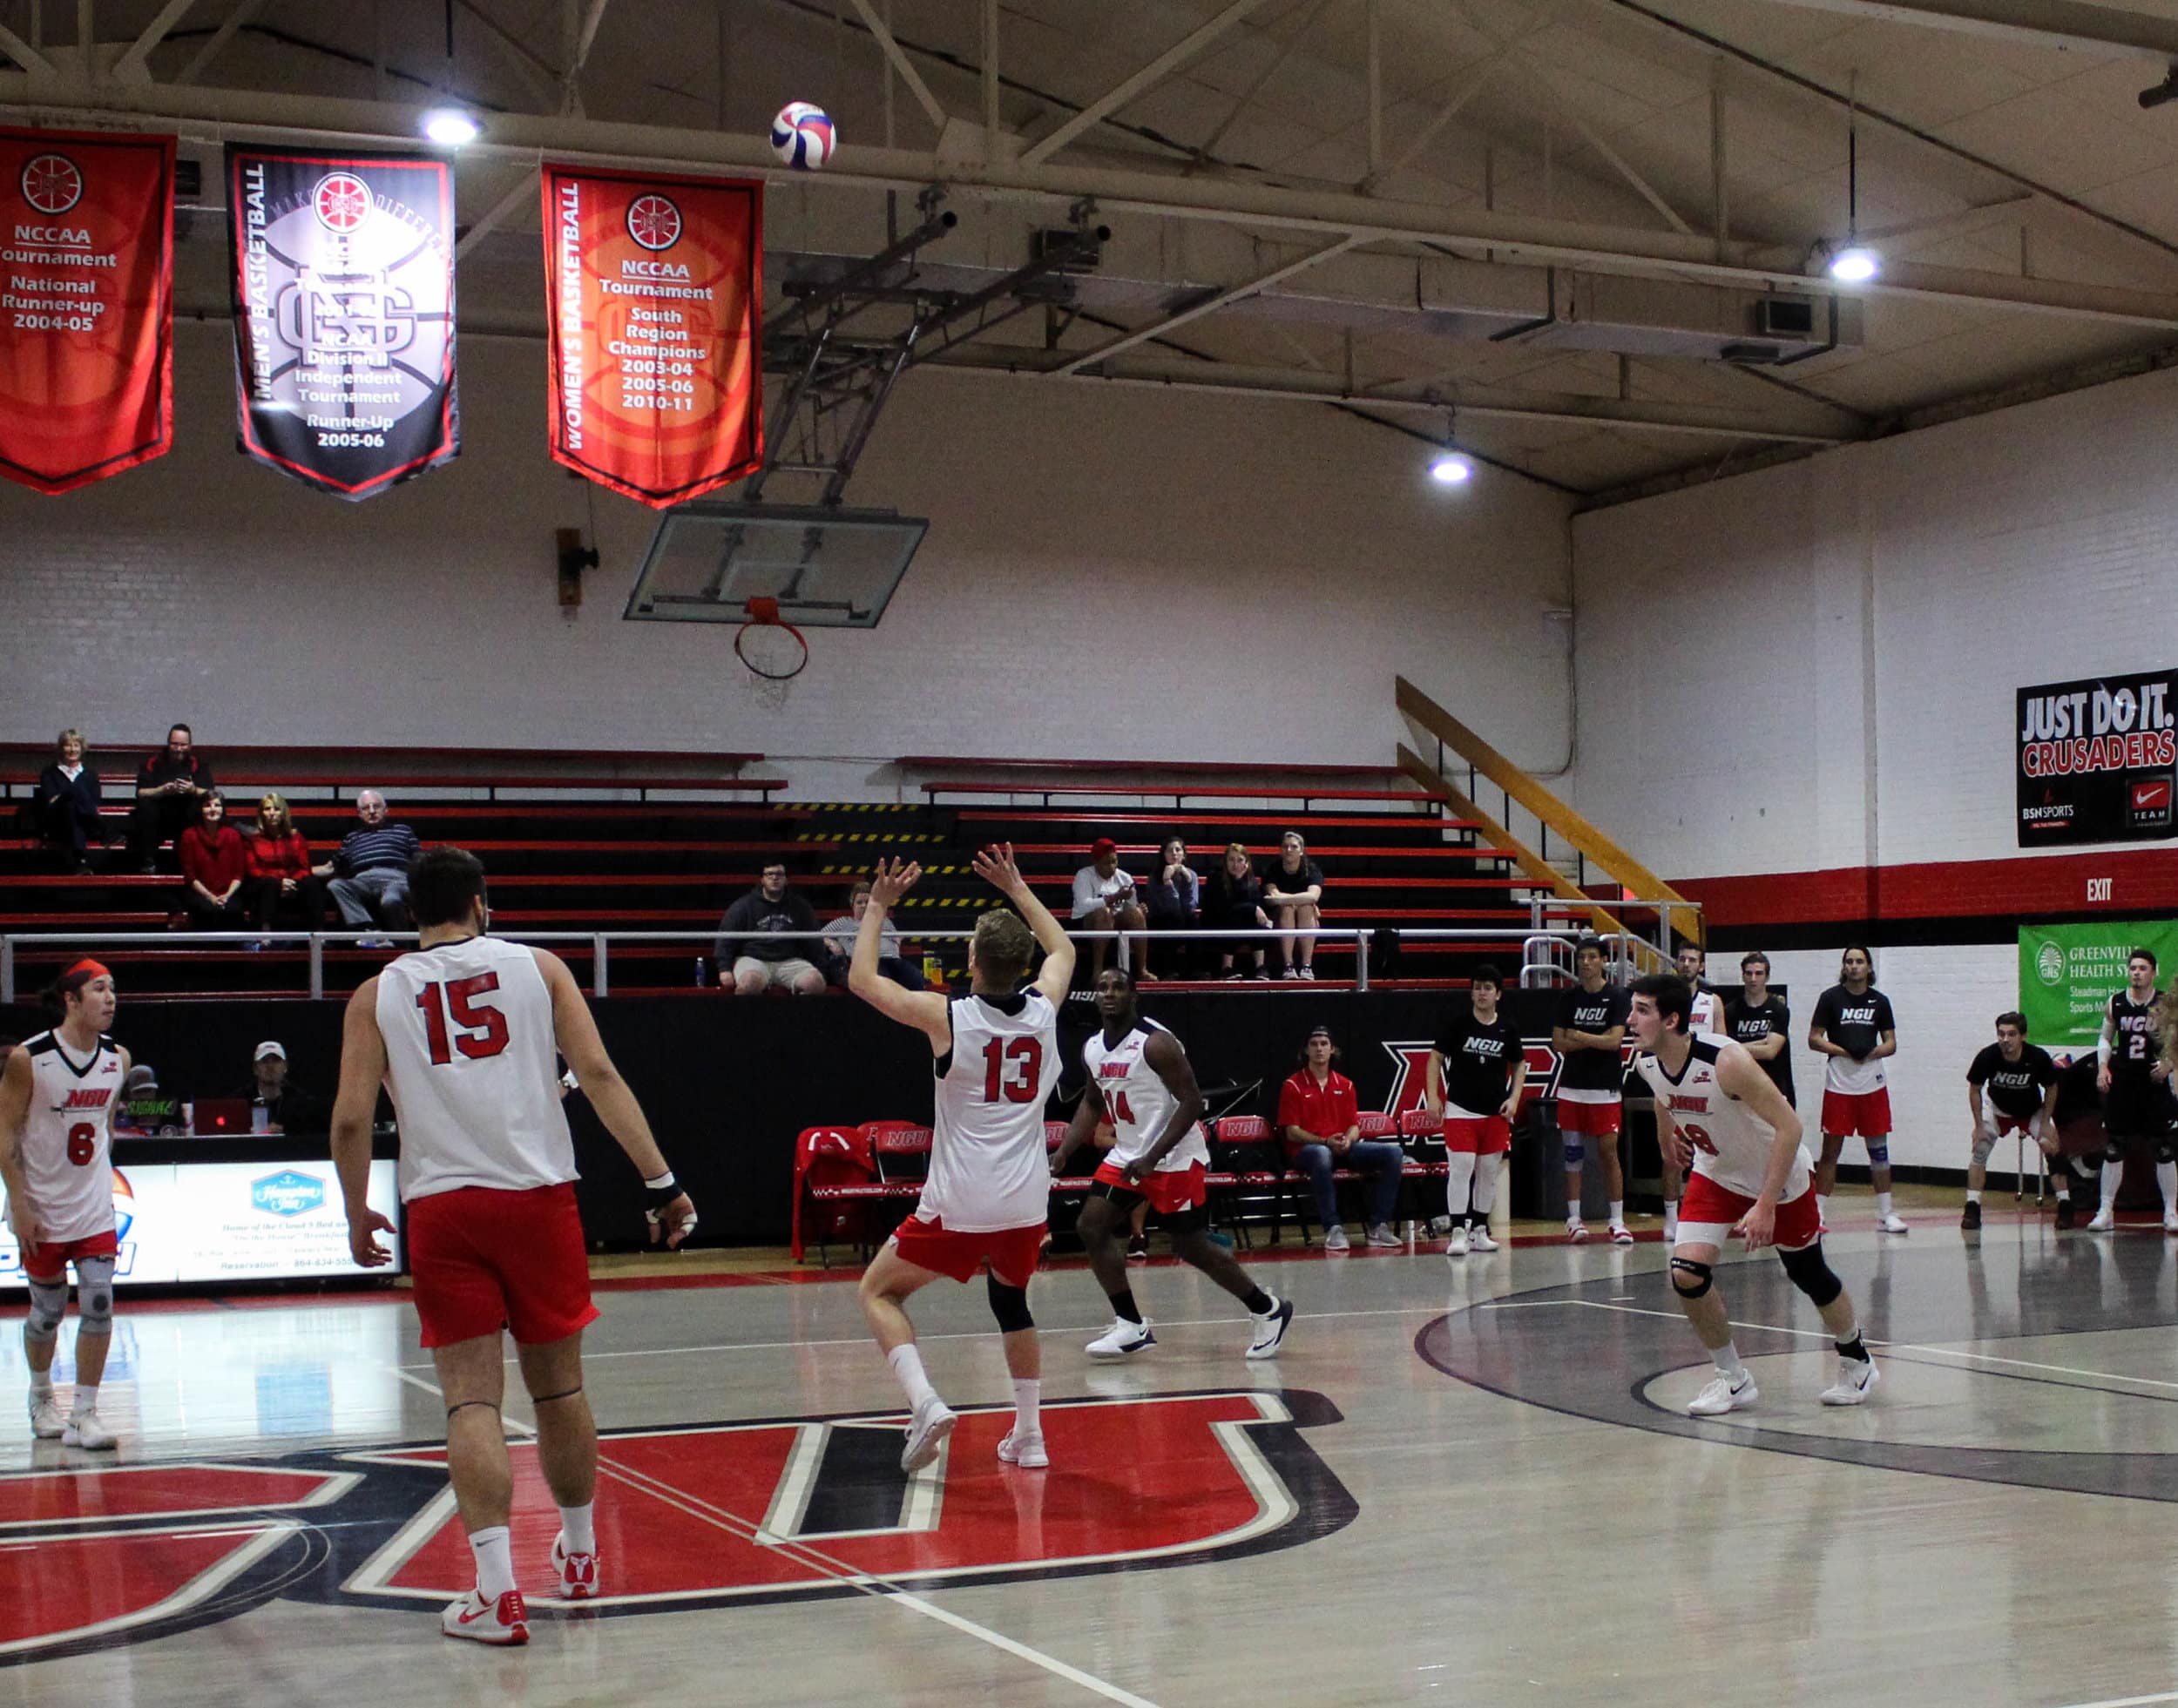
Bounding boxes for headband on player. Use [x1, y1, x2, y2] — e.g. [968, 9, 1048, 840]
[64, 959, 112, 984]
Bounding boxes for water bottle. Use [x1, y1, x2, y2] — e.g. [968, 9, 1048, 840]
[693, 955, 707, 989]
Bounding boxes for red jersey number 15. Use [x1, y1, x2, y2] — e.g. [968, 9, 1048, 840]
[416, 973, 511, 1066]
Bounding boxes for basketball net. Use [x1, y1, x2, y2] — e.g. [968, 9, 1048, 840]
[735, 597, 808, 712]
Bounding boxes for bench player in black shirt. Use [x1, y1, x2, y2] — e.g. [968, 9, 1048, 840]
[2090, 949, 2176, 1233]
[1552, 938, 1632, 1244]
[1723, 952, 1794, 1104]
[1963, 1012, 2062, 1231]
[1809, 948, 1906, 1235]
[1426, 963, 1527, 1258]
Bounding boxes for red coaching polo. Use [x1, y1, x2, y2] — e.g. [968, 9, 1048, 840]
[1278, 1069, 1359, 1151]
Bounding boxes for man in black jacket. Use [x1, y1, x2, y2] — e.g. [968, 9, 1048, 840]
[127, 724, 214, 872]
[714, 862, 826, 995]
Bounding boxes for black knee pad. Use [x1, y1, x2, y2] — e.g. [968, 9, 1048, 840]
[1777, 1239, 1843, 1308]
[1163, 1205, 1208, 1238]
[986, 1275, 1035, 1333]
[2106, 1137, 2131, 1167]
[2159, 1139, 2176, 1166]
[1669, 1257, 1713, 1299]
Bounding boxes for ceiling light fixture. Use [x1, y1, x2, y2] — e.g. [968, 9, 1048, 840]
[1827, 75, 1877, 284]
[422, 106, 479, 146]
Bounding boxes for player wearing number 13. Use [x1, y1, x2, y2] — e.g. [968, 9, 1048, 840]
[1629, 974, 1878, 1418]
[331, 846, 697, 1645]
[849, 847, 1075, 1475]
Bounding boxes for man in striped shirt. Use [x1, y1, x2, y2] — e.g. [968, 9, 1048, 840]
[317, 790, 421, 948]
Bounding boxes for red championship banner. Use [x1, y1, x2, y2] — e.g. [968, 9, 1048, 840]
[541, 164, 761, 507]
[0, 127, 173, 495]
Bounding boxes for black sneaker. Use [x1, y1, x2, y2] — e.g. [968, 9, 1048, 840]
[1960, 1201, 1982, 1231]
[1126, 1234, 1149, 1263]
[2055, 1198, 2076, 1230]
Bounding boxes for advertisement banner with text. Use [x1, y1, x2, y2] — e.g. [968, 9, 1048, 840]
[0, 126, 173, 494]
[2017, 669, 2178, 847]
[542, 164, 761, 506]
[227, 145, 458, 498]
[2018, 920, 2178, 1054]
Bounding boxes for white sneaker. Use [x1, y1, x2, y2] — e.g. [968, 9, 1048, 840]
[1084, 1318, 1156, 1360]
[1566, 1221, 1588, 1245]
[62, 1409, 115, 1450]
[1322, 1225, 1350, 1252]
[997, 1428, 1049, 1468]
[551, 1531, 599, 1600]
[28, 1394, 63, 1441]
[2162, 1210, 2178, 1234]
[900, 1397, 957, 1472]
[1445, 1225, 1471, 1257]
[1296, 967, 1316, 981]
[2088, 1206, 2115, 1232]
[1364, 1224, 1402, 1248]
[1607, 1222, 1634, 1246]
[1877, 1212, 1910, 1235]
[441, 1587, 529, 1645]
[1687, 1373, 1757, 1416]
[1279, 966, 1300, 981]
[1820, 1357, 1880, 1407]
[1246, 1297, 1294, 1360]
[1467, 1225, 1498, 1253]
[1426, 1215, 1453, 1237]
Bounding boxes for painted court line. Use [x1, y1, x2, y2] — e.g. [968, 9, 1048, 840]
[2053, 1691, 2178, 1708]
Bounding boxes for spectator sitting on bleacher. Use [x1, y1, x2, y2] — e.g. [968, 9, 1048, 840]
[315, 790, 418, 948]
[1278, 1024, 1402, 1251]
[1263, 831, 1325, 981]
[1203, 841, 1272, 980]
[36, 729, 103, 874]
[246, 793, 328, 942]
[821, 881, 927, 991]
[179, 791, 249, 930]
[716, 861, 827, 995]
[1141, 835, 1200, 980]
[1072, 838, 1148, 982]
[128, 723, 214, 872]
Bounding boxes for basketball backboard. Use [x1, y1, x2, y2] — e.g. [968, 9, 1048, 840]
[622, 503, 927, 629]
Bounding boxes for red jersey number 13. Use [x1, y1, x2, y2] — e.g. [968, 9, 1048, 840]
[982, 1036, 1042, 1104]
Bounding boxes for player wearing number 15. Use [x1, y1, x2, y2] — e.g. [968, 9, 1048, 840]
[1629, 974, 1877, 1418]
[0, 960, 131, 1450]
[330, 846, 697, 1646]
[849, 846, 1075, 1475]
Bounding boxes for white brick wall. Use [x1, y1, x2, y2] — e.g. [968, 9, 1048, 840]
[0, 323, 1575, 788]
[1568, 361, 2178, 1171]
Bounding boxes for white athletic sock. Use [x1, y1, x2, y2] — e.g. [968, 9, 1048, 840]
[1566, 1212, 1583, 1230]
[558, 1501, 595, 1555]
[469, 1525, 516, 1600]
[1710, 1343, 1748, 1381]
[1472, 1153, 1500, 1217]
[2054, 1182, 2071, 1201]
[2157, 1162, 2176, 1208]
[1965, 1188, 1981, 1205]
[1608, 1199, 1625, 1226]
[1876, 1191, 1894, 1216]
[2102, 1161, 2125, 1205]
[70, 1383, 97, 1416]
[28, 1371, 51, 1398]
[1816, 1194, 1830, 1224]
[1663, 1203, 1680, 1239]
[888, 1344, 939, 1413]
[1445, 1152, 1477, 1221]
[1011, 1378, 1041, 1435]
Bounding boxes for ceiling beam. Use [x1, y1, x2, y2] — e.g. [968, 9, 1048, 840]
[1742, 0, 2178, 62]
[456, 166, 540, 260]
[0, 17, 56, 77]
[1019, 0, 1276, 167]
[1052, 235, 1363, 375]
[456, 0, 563, 106]
[112, 0, 200, 82]
[845, 0, 948, 132]
[173, 0, 266, 85]
[13, 76, 2178, 329]
[1744, 194, 2035, 267]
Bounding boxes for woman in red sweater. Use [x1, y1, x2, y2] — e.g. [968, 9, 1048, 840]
[179, 791, 249, 930]
[247, 792, 328, 937]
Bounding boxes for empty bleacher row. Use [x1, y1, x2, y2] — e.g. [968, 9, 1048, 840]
[2, 747, 1545, 999]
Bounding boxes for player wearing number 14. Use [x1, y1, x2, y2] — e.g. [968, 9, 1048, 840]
[849, 847, 1076, 1475]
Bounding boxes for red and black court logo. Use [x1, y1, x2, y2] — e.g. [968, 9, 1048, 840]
[310, 172, 371, 235]
[18, 152, 82, 214]
[625, 192, 682, 251]
[1, 1389, 1352, 1664]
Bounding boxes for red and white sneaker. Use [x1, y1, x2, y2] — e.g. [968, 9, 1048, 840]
[1607, 1223, 1635, 1246]
[1566, 1222, 1589, 1245]
[551, 1532, 599, 1600]
[442, 1587, 529, 1645]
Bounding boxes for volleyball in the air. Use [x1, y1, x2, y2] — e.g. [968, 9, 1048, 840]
[771, 103, 836, 170]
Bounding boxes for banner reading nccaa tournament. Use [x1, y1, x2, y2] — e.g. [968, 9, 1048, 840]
[0, 127, 173, 494]
[541, 165, 761, 507]
[2019, 920, 2178, 1054]
[2018, 669, 2177, 847]
[227, 145, 457, 499]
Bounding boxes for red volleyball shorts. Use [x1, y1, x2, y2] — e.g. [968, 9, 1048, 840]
[1555, 1097, 1622, 1138]
[1821, 1087, 1893, 1138]
[406, 1181, 599, 1349]
[1444, 1116, 1512, 1155]
[890, 1213, 1046, 1286]
[19, 1226, 119, 1281]
[1093, 1158, 1209, 1215]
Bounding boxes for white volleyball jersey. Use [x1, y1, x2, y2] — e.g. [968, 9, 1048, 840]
[1083, 1018, 1211, 1175]
[1634, 1035, 1809, 1203]
[13, 1030, 124, 1242]
[921, 989, 1059, 1233]
[1689, 989, 1723, 1037]
[375, 936, 576, 1203]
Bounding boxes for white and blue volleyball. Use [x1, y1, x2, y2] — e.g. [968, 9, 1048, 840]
[771, 103, 836, 170]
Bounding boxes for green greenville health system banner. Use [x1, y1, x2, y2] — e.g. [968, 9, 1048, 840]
[2019, 920, 2178, 1053]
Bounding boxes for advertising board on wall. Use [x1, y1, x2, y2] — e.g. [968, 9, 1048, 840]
[2017, 670, 2177, 847]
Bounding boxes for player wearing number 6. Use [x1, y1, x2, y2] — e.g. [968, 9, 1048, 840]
[1628, 973, 1878, 1418]
[0, 960, 130, 1449]
[850, 846, 1074, 1475]
[331, 846, 696, 1645]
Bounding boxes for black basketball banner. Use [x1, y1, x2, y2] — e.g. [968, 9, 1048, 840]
[227, 146, 457, 499]
[2017, 668, 2177, 847]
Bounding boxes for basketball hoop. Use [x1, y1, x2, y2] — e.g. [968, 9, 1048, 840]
[734, 597, 809, 709]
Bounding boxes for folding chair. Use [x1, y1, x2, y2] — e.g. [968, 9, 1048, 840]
[792, 1124, 878, 1266]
